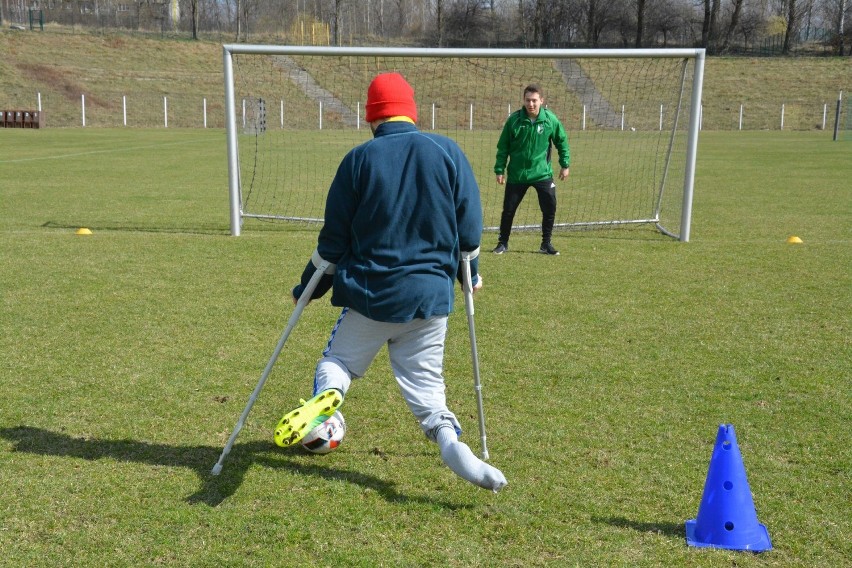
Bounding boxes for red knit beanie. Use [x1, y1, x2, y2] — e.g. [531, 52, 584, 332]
[365, 73, 418, 123]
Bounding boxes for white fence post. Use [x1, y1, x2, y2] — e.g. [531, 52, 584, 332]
[621, 105, 625, 131]
[582, 105, 586, 131]
[37, 92, 42, 112]
[431, 103, 435, 130]
[81, 94, 86, 127]
[659, 104, 664, 131]
[319, 100, 323, 130]
[203, 98, 207, 128]
[739, 104, 743, 130]
[164, 96, 168, 128]
[469, 103, 473, 130]
[822, 103, 827, 130]
[780, 103, 785, 130]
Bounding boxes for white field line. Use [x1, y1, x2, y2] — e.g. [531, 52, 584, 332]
[0, 137, 210, 164]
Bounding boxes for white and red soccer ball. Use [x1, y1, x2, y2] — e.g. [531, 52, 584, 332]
[300, 411, 346, 454]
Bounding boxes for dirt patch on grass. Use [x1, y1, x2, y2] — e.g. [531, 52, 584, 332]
[16, 63, 108, 107]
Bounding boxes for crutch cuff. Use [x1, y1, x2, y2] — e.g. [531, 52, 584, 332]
[460, 247, 480, 262]
[311, 249, 337, 274]
[457, 247, 481, 289]
[293, 251, 335, 301]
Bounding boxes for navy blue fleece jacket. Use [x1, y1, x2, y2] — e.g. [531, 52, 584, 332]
[293, 120, 482, 323]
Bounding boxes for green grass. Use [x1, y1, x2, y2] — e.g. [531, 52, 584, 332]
[0, 128, 850, 566]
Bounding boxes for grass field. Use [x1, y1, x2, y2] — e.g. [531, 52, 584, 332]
[0, 128, 849, 566]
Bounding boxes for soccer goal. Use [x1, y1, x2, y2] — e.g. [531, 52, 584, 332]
[224, 46, 705, 241]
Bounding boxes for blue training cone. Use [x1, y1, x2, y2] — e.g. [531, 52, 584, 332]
[685, 424, 772, 552]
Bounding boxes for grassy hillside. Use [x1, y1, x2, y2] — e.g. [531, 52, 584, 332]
[0, 28, 849, 129]
[0, 30, 224, 127]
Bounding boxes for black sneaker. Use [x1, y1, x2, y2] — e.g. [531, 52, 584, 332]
[539, 243, 559, 256]
[492, 243, 508, 255]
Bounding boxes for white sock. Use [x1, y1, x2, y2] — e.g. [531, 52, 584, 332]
[436, 427, 507, 493]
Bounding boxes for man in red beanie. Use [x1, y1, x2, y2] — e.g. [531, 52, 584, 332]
[364, 71, 419, 123]
[274, 73, 507, 493]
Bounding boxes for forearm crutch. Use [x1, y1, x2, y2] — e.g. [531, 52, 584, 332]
[211, 254, 335, 475]
[460, 248, 489, 461]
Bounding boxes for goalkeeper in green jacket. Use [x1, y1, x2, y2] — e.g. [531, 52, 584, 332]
[493, 84, 570, 256]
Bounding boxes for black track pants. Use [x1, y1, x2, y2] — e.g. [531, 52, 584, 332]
[497, 178, 557, 244]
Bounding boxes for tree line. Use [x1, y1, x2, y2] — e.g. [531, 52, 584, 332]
[1, 0, 849, 54]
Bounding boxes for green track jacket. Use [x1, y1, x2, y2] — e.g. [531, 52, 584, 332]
[494, 107, 570, 185]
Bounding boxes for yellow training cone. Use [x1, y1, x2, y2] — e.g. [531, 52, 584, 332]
[75, 228, 93, 236]
[786, 236, 803, 244]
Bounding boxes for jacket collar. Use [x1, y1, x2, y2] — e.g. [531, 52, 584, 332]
[374, 120, 418, 136]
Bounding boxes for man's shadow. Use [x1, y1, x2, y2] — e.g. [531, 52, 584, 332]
[1, 426, 465, 509]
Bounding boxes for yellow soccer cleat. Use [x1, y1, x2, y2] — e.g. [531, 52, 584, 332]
[274, 389, 344, 447]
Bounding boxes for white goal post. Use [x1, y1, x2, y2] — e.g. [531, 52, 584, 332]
[224, 46, 705, 241]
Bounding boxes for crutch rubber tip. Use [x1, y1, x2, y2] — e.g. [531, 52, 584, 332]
[211, 464, 223, 476]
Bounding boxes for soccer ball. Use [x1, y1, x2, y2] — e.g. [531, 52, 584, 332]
[300, 411, 346, 454]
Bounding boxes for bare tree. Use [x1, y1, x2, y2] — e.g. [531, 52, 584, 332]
[533, 0, 545, 45]
[188, 0, 199, 39]
[635, 0, 647, 46]
[783, 0, 796, 52]
[579, 0, 618, 46]
[517, 0, 528, 45]
[781, 0, 813, 52]
[234, 0, 242, 41]
[549, 0, 584, 45]
[234, 0, 259, 42]
[373, 0, 386, 36]
[394, 0, 406, 35]
[443, 0, 489, 45]
[435, 0, 446, 46]
[701, 0, 722, 51]
[822, 0, 850, 54]
[647, 0, 690, 46]
[615, 3, 634, 45]
[332, 0, 344, 44]
[199, 0, 229, 34]
[737, 6, 765, 49]
[640, 0, 698, 48]
[720, 0, 746, 51]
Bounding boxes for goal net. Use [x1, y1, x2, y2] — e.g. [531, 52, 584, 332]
[224, 47, 704, 241]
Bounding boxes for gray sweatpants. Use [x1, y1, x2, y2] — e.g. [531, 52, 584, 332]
[312, 308, 462, 441]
